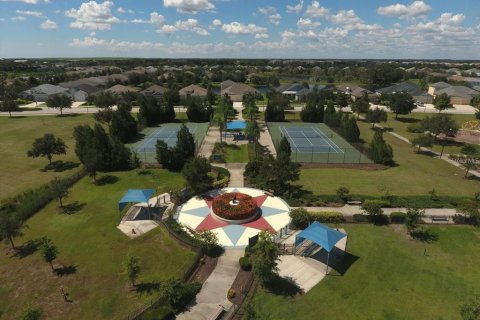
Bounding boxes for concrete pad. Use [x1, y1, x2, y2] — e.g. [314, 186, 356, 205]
[116, 220, 159, 239]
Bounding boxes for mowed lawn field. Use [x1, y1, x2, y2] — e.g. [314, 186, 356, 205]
[297, 120, 480, 197]
[0, 169, 196, 320]
[381, 113, 476, 154]
[0, 115, 95, 200]
[252, 224, 480, 320]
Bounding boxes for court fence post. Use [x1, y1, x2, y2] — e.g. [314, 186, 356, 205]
[311, 146, 314, 163]
[358, 150, 362, 164]
[343, 148, 347, 163]
[144, 148, 147, 163]
[327, 147, 331, 163]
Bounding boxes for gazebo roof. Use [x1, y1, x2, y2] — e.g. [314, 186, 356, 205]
[118, 189, 155, 211]
[295, 221, 347, 252]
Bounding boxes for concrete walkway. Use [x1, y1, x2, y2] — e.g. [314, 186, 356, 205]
[225, 163, 245, 187]
[176, 249, 243, 320]
[198, 125, 220, 159]
[257, 120, 277, 157]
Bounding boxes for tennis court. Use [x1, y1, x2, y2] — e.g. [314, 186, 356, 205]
[130, 123, 209, 163]
[268, 122, 372, 164]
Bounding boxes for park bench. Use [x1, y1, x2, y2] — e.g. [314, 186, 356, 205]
[430, 216, 449, 223]
[208, 305, 225, 320]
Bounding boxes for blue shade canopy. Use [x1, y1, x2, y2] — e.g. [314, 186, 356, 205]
[295, 221, 347, 252]
[119, 189, 155, 211]
[227, 120, 246, 130]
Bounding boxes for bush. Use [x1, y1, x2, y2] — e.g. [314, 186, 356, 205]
[309, 211, 346, 223]
[239, 256, 252, 271]
[353, 214, 369, 223]
[390, 212, 407, 223]
[361, 200, 385, 216]
[336, 186, 350, 203]
[289, 208, 311, 229]
[212, 176, 229, 188]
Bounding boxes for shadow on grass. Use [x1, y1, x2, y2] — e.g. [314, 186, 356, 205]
[411, 228, 439, 243]
[95, 175, 119, 186]
[264, 275, 302, 297]
[42, 161, 80, 172]
[54, 265, 77, 277]
[56, 114, 79, 118]
[225, 144, 242, 150]
[466, 175, 480, 182]
[396, 117, 420, 123]
[13, 239, 41, 259]
[371, 214, 390, 226]
[8, 115, 27, 119]
[310, 247, 360, 277]
[135, 281, 161, 295]
[62, 201, 86, 215]
[137, 169, 152, 176]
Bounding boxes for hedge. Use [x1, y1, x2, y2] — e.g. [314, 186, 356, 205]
[309, 211, 346, 223]
[353, 214, 369, 223]
[289, 208, 345, 229]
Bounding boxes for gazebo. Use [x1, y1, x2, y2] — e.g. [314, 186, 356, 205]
[118, 189, 155, 219]
[294, 221, 348, 273]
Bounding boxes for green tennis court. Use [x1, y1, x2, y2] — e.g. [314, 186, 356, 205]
[268, 122, 372, 164]
[129, 123, 209, 163]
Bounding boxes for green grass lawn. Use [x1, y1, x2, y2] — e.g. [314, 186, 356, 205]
[381, 113, 476, 154]
[297, 120, 479, 197]
[224, 144, 249, 163]
[251, 224, 480, 320]
[0, 114, 95, 201]
[0, 169, 196, 320]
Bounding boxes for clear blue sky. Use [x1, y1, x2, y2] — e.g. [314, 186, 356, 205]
[0, 0, 478, 59]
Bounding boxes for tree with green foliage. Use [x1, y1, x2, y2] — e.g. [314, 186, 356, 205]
[111, 103, 138, 143]
[405, 208, 425, 233]
[461, 144, 479, 157]
[156, 124, 196, 171]
[243, 94, 258, 121]
[386, 92, 416, 119]
[457, 199, 480, 226]
[182, 157, 212, 195]
[340, 115, 360, 142]
[0, 212, 24, 249]
[124, 253, 141, 287]
[212, 112, 226, 143]
[361, 201, 384, 216]
[336, 186, 350, 202]
[433, 93, 453, 113]
[40, 237, 58, 270]
[471, 96, 480, 109]
[206, 83, 216, 106]
[186, 98, 211, 122]
[351, 97, 370, 115]
[421, 114, 459, 139]
[300, 101, 324, 123]
[175, 124, 196, 160]
[369, 131, 394, 165]
[245, 121, 261, 142]
[46, 94, 72, 116]
[49, 177, 70, 208]
[289, 208, 311, 229]
[27, 133, 67, 165]
[278, 136, 292, 158]
[0, 99, 19, 117]
[94, 91, 117, 110]
[411, 133, 435, 153]
[365, 108, 388, 128]
[137, 94, 163, 127]
[335, 91, 350, 111]
[251, 231, 279, 285]
[324, 102, 341, 127]
[461, 295, 480, 320]
[463, 157, 479, 179]
[264, 100, 285, 122]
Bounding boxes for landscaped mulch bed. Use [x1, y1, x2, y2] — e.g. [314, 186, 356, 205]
[228, 269, 254, 305]
[187, 256, 218, 284]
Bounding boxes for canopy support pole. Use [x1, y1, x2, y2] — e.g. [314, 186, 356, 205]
[326, 251, 330, 275]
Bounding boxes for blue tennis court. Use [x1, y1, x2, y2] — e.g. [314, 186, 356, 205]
[280, 126, 344, 154]
[135, 126, 197, 153]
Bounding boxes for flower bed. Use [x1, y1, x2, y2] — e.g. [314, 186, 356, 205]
[212, 193, 258, 221]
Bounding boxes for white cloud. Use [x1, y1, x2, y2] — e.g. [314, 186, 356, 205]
[69, 36, 163, 50]
[131, 12, 165, 25]
[377, 1, 431, 18]
[66, 1, 120, 30]
[159, 25, 177, 33]
[11, 16, 27, 21]
[286, 1, 303, 14]
[258, 6, 282, 25]
[40, 19, 57, 29]
[117, 7, 125, 14]
[221, 22, 267, 35]
[296, 18, 320, 29]
[157, 19, 209, 35]
[16, 10, 43, 17]
[211, 18, 222, 27]
[255, 33, 269, 39]
[163, 0, 215, 14]
[328, 9, 382, 31]
[305, 1, 329, 18]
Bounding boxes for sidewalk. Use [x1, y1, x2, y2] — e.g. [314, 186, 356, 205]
[198, 125, 220, 159]
[296, 205, 458, 217]
[257, 120, 277, 157]
[176, 248, 243, 320]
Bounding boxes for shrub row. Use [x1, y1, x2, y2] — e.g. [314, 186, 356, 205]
[290, 208, 345, 229]
[352, 212, 407, 224]
[0, 169, 86, 221]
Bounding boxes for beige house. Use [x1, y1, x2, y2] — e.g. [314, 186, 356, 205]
[429, 82, 479, 105]
[221, 82, 260, 102]
[179, 84, 208, 98]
